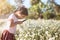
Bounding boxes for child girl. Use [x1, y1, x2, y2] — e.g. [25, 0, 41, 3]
[1, 6, 28, 40]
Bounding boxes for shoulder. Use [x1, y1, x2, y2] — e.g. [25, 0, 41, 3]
[8, 13, 15, 19]
[8, 13, 18, 23]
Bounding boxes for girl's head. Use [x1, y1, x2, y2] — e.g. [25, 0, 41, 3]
[14, 6, 28, 19]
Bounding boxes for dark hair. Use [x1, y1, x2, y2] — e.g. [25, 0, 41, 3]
[14, 6, 28, 16]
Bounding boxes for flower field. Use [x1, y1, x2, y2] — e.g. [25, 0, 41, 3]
[0, 19, 60, 40]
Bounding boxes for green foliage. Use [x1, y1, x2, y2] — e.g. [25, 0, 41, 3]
[29, 4, 40, 13]
[28, 0, 60, 20]
[55, 15, 60, 20]
[28, 4, 40, 19]
[30, 0, 40, 5]
[28, 0, 46, 19]
[43, 11, 56, 19]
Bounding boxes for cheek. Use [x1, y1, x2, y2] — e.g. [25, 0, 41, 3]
[17, 15, 21, 19]
[21, 16, 25, 18]
[18, 16, 24, 19]
[17, 14, 21, 18]
[22, 16, 26, 18]
[20, 16, 23, 18]
[18, 13, 21, 16]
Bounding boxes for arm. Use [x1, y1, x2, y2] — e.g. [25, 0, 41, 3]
[15, 19, 26, 24]
[8, 19, 15, 27]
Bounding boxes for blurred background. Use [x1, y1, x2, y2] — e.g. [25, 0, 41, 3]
[0, 0, 60, 20]
[0, 0, 60, 40]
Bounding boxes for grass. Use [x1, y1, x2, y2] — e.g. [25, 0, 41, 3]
[0, 19, 60, 40]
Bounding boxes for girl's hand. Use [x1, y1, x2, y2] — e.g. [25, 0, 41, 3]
[22, 19, 27, 22]
[15, 21, 23, 25]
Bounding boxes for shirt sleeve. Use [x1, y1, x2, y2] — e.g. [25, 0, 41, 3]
[8, 14, 14, 19]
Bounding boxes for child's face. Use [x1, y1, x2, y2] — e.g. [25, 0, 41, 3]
[16, 11, 27, 19]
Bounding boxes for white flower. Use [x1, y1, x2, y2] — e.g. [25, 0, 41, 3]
[45, 31, 48, 35]
[49, 37, 55, 40]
